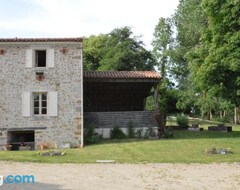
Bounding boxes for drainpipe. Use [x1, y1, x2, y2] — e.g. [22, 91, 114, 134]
[80, 43, 84, 148]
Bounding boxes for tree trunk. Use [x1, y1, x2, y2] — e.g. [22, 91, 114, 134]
[234, 107, 239, 124]
[220, 111, 223, 118]
[209, 110, 213, 120]
[223, 110, 226, 117]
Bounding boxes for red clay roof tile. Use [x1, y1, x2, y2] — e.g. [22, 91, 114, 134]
[83, 71, 161, 79]
[0, 38, 83, 42]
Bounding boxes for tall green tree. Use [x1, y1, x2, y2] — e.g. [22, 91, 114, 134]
[188, 0, 240, 122]
[172, 0, 207, 87]
[83, 34, 108, 70]
[83, 27, 156, 71]
[99, 27, 155, 71]
[152, 17, 174, 113]
[152, 17, 173, 78]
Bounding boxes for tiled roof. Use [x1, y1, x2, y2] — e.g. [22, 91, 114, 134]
[84, 71, 161, 79]
[0, 38, 83, 42]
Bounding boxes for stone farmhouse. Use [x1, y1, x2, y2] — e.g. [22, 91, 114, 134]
[0, 38, 83, 150]
[0, 38, 161, 150]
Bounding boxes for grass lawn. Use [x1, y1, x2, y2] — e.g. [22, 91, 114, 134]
[1, 124, 240, 164]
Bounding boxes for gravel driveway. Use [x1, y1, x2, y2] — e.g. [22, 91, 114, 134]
[1, 161, 240, 190]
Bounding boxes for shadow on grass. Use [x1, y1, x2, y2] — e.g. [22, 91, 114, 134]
[174, 130, 240, 139]
[85, 138, 149, 147]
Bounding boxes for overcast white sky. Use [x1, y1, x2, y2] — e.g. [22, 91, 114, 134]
[0, 0, 179, 49]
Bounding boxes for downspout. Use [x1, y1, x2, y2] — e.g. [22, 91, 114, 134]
[80, 43, 84, 148]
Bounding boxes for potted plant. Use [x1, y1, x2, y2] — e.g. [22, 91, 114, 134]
[4, 144, 12, 151]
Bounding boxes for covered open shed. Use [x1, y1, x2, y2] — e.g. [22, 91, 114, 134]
[83, 71, 161, 138]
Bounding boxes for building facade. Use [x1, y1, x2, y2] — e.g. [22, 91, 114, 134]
[0, 38, 83, 150]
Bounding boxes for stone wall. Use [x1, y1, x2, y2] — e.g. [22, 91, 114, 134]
[84, 111, 158, 138]
[0, 42, 83, 149]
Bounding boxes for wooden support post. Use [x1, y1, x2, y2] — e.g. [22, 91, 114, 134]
[154, 84, 158, 111]
[143, 98, 146, 111]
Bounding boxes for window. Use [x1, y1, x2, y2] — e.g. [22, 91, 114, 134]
[35, 50, 46, 67]
[26, 49, 55, 68]
[33, 93, 47, 115]
[22, 91, 57, 117]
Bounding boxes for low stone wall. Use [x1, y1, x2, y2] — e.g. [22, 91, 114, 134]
[84, 111, 158, 138]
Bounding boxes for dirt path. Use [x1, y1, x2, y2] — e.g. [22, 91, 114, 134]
[0, 161, 240, 190]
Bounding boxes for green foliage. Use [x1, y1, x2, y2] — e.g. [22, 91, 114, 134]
[135, 129, 143, 138]
[172, 0, 207, 86]
[195, 91, 218, 118]
[176, 114, 189, 128]
[163, 127, 174, 138]
[188, 0, 240, 109]
[83, 26, 156, 71]
[145, 95, 155, 111]
[84, 124, 101, 144]
[176, 83, 199, 114]
[164, 88, 179, 113]
[144, 127, 157, 139]
[152, 17, 173, 78]
[212, 117, 230, 124]
[83, 34, 108, 71]
[110, 126, 126, 139]
[158, 0, 240, 122]
[127, 121, 135, 138]
[152, 18, 174, 113]
[146, 87, 179, 113]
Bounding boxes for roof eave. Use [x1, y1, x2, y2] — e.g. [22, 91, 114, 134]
[84, 78, 161, 83]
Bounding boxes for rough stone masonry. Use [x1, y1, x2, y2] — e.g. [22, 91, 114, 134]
[0, 38, 83, 149]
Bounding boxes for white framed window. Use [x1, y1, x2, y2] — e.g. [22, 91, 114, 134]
[33, 93, 47, 115]
[26, 48, 55, 68]
[22, 91, 58, 117]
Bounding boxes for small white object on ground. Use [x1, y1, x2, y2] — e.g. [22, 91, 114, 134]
[96, 160, 116, 163]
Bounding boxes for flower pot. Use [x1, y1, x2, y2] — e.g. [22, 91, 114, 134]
[4, 144, 12, 151]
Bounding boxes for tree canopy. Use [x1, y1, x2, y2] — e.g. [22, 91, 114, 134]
[83, 27, 156, 71]
[152, 0, 240, 122]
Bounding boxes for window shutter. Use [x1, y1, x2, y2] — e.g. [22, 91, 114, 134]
[46, 49, 55, 67]
[26, 49, 33, 68]
[22, 92, 31, 117]
[48, 92, 58, 116]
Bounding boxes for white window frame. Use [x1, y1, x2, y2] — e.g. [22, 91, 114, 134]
[26, 48, 55, 68]
[33, 92, 48, 116]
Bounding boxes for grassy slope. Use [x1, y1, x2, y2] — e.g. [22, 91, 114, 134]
[1, 129, 240, 164]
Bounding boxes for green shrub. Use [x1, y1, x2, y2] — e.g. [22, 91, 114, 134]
[84, 124, 94, 144]
[110, 126, 126, 139]
[164, 127, 174, 138]
[127, 121, 135, 138]
[84, 124, 101, 144]
[176, 114, 189, 128]
[135, 129, 143, 138]
[212, 117, 230, 123]
[144, 127, 157, 139]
